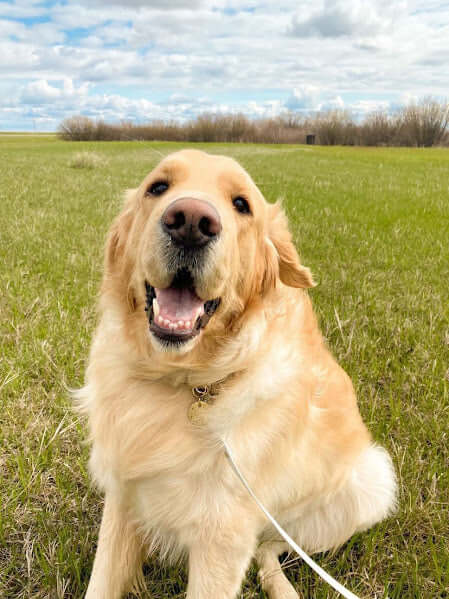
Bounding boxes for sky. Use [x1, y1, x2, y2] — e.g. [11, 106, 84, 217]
[1, 0, 448, 131]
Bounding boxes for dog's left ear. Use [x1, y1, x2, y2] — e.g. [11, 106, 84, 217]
[266, 203, 315, 289]
[103, 189, 138, 311]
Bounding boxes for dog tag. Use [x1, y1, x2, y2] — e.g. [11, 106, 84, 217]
[188, 399, 211, 425]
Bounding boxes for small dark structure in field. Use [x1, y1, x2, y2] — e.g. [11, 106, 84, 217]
[306, 134, 316, 145]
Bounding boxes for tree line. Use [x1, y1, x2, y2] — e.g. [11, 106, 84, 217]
[59, 97, 449, 147]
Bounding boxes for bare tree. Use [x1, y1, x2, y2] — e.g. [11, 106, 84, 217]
[397, 97, 449, 147]
[58, 116, 97, 141]
[312, 110, 356, 145]
[359, 111, 397, 146]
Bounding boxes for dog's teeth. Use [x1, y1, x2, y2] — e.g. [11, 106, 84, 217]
[169, 323, 175, 330]
[178, 320, 184, 328]
[157, 315, 164, 325]
[163, 319, 170, 327]
[185, 320, 191, 329]
[152, 298, 159, 317]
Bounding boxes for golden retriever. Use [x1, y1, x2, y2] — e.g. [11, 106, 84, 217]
[78, 149, 396, 599]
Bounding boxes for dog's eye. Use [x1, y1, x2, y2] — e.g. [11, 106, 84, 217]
[147, 181, 169, 196]
[232, 196, 251, 215]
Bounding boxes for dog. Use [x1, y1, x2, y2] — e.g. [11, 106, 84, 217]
[78, 149, 397, 599]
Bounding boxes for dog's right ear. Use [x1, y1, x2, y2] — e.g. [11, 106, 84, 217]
[105, 189, 137, 274]
[266, 202, 315, 289]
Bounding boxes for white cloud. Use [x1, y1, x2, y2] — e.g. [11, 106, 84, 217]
[0, 18, 28, 39]
[0, 0, 48, 18]
[0, 40, 40, 71]
[91, 0, 204, 7]
[22, 80, 61, 103]
[318, 95, 345, 111]
[21, 78, 89, 104]
[289, 0, 404, 38]
[285, 85, 321, 111]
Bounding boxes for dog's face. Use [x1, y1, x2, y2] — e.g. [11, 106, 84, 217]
[104, 150, 314, 355]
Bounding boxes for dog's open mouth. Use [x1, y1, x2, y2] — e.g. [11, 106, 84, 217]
[145, 268, 221, 346]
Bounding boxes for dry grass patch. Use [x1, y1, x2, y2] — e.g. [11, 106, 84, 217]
[69, 151, 105, 169]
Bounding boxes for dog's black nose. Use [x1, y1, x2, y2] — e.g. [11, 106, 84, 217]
[161, 198, 222, 248]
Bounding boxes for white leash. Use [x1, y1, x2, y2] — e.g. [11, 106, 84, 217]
[223, 439, 360, 599]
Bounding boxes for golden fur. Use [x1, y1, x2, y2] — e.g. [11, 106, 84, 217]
[79, 150, 396, 599]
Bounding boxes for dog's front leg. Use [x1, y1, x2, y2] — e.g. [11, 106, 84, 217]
[186, 525, 258, 599]
[85, 493, 143, 599]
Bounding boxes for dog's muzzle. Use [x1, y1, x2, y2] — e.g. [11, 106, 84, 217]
[145, 198, 222, 348]
[145, 269, 221, 348]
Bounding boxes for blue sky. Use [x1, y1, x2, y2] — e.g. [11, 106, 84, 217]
[1, 0, 448, 130]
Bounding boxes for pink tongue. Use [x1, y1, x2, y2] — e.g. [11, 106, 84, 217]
[155, 287, 204, 322]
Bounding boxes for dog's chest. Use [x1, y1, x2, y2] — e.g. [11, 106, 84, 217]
[129, 431, 235, 555]
[89, 367, 299, 552]
[95, 381, 236, 532]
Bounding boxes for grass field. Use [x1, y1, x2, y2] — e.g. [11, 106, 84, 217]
[1, 136, 448, 598]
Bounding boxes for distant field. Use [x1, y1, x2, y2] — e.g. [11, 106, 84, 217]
[1, 136, 448, 598]
[0, 132, 57, 136]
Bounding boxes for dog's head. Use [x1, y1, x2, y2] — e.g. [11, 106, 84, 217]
[103, 149, 314, 356]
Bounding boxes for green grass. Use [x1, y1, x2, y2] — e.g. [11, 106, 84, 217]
[1, 136, 448, 598]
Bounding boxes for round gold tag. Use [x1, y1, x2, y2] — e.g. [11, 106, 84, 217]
[188, 400, 210, 425]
